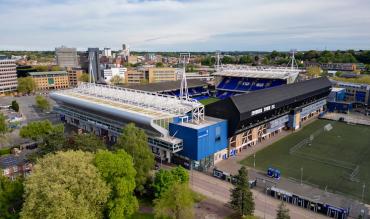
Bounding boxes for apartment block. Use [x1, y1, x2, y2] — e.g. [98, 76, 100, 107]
[29, 71, 69, 90]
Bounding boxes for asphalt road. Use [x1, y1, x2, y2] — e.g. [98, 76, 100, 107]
[189, 170, 330, 219]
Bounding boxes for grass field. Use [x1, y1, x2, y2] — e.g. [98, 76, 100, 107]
[241, 119, 370, 203]
[199, 97, 220, 105]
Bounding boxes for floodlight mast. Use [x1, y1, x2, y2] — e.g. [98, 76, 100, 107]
[216, 50, 221, 71]
[179, 53, 190, 100]
[287, 49, 299, 70]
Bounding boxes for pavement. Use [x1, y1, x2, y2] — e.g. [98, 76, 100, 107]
[190, 170, 329, 219]
[322, 112, 370, 126]
[0, 94, 60, 148]
[213, 117, 369, 219]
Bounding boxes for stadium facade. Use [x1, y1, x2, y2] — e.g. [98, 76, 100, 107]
[206, 77, 331, 158]
[50, 77, 332, 170]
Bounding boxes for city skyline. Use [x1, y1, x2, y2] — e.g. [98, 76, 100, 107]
[0, 0, 370, 51]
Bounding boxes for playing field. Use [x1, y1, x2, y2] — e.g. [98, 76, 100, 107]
[241, 119, 370, 203]
[199, 97, 220, 105]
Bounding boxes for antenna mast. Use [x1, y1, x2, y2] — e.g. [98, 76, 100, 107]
[179, 52, 190, 100]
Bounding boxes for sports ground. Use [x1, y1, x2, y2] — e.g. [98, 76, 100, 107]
[199, 97, 220, 105]
[241, 119, 370, 204]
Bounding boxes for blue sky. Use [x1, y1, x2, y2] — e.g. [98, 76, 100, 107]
[0, 0, 369, 51]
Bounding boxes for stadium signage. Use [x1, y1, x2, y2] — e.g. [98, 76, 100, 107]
[251, 104, 276, 116]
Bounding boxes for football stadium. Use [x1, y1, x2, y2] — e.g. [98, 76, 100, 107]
[50, 76, 331, 170]
[241, 119, 370, 204]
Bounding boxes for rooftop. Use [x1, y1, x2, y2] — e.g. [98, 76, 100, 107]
[51, 82, 204, 120]
[122, 79, 207, 92]
[29, 71, 68, 76]
[213, 65, 299, 80]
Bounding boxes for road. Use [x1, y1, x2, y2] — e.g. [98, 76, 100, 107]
[189, 170, 329, 219]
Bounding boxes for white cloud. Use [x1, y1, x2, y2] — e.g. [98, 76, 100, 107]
[0, 0, 369, 51]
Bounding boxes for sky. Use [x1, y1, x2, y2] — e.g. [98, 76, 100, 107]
[0, 0, 370, 51]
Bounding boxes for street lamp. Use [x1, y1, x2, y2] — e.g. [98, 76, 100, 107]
[300, 167, 303, 185]
[253, 153, 256, 168]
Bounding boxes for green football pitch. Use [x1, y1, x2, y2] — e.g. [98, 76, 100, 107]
[199, 97, 220, 105]
[241, 119, 370, 203]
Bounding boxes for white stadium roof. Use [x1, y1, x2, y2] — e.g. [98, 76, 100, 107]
[51, 82, 203, 120]
[213, 65, 299, 81]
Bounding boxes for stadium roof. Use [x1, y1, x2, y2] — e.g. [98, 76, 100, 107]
[51, 82, 203, 121]
[213, 66, 299, 81]
[206, 77, 332, 137]
[122, 79, 207, 92]
[231, 77, 331, 115]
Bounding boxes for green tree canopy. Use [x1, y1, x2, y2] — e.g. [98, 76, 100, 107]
[0, 113, 8, 135]
[19, 120, 56, 140]
[229, 166, 255, 217]
[114, 123, 155, 193]
[155, 62, 164, 67]
[276, 202, 290, 219]
[66, 133, 106, 152]
[78, 73, 90, 82]
[306, 66, 322, 78]
[17, 77, 36, 94]
[21, 151, 111, 219]
[11, 100, 19, 112]
[35, 95, 50, 112]
[239, 55, 253, 64]
[153, 166, 189, 198]
[154, 182, 194, 219]
[110, 75, 123, 85]
[0, 176, 24, 219]
[94, 150, 138, 219]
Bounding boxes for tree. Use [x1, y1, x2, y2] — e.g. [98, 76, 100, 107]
[153, 166, 189, 198]
[78, 73, 90, 82]
[276, 202, 290, 219]
[11, 100, 19, 112]
[66, 133, 106, 152]
[239, 55, 253, 64]
[110, 75, 123, 85]
[0, 176, 24, 219]
[306, 66, 322, 78]
[94, 150, 138, 219]
[155, 62, 164, 67]
[114, 123, 155, 193]
[0, 113, 8, 135]
[154, 183, 194, 219]
[17, 77, 36, 94]
[21, 151, 111, 219]
[229, 166, 255, 217]
[35, 95, 50, 112]
[19, 120, 54, 140]
[50, 66, 62, 71]
[33, 65, 48, 72]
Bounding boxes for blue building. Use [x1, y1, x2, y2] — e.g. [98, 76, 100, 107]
[169, 117, 228, 171]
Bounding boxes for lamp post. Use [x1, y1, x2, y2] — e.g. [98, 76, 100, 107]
[300, 167, 303, 185]
[253, 153, 256, 168]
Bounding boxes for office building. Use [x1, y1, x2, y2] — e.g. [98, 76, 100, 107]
[29, 71, 69, 90]
[103, 48, 112, 57]
[88, 48, 102, 83]
[0, 57, 18, 93]
[146, 67, 177, 83]
[125, 70, 145, 84]
[55, 46, 78, 68]
[67, 68, 84, 87]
